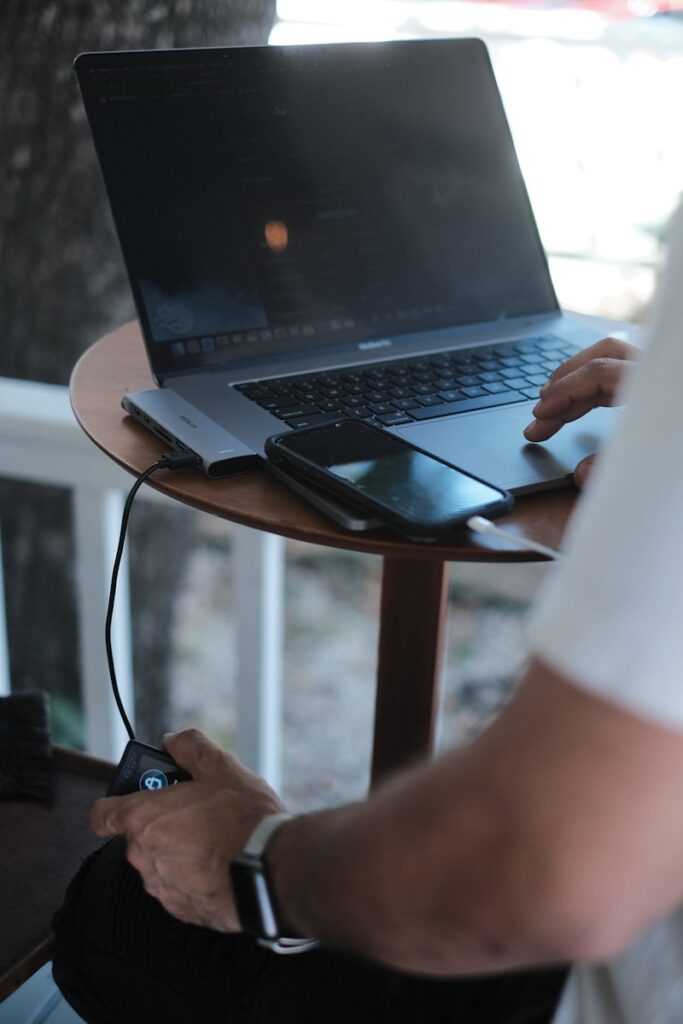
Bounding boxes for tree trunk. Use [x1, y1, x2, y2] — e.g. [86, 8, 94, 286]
[0, 0, 276, 743]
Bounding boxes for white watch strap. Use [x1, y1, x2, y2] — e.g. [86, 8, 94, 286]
[257, 936, 321, 955]
[243, 812, 293, 857]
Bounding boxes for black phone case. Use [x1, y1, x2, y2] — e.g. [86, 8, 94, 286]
[265, 424, 513, 542]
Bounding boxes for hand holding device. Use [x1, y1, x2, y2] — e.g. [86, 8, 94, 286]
[92, 728, 286, 933]
[265, 420, 512, 542]
[98, 462, 300, 942]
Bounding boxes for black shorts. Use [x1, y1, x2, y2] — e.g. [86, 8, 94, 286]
[52, 836, 568, 1024]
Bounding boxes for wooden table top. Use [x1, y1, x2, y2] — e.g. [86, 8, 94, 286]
[70, 322, 577, 563]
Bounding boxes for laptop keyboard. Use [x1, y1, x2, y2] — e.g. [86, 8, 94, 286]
[234, 334, 579, 431]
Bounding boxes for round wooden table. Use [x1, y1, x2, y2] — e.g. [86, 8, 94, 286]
[70, 323, 576, 787]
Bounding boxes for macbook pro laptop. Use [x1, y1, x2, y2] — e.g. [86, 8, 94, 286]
[75, 38, 633, 494]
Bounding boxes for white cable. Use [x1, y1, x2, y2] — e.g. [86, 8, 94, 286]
[467, 516, 562, 560]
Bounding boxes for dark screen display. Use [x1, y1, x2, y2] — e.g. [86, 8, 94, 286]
[76, 40, 557, 378]
[330, 449, 502, 522]
[278, 421, 505, 525]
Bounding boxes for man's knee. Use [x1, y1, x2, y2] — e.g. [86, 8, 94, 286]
[51, 835, 272, 1024]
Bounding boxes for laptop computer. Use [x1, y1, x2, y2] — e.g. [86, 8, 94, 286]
[74, 38, 633, 495]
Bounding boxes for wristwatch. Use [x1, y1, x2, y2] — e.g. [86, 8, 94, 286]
[230, 813, 320, 954]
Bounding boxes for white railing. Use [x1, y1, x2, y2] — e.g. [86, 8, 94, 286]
[0, 377, 284, 788]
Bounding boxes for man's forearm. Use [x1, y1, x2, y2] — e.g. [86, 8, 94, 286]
[264, 655, 683, 976]
[266, 741, 565, 975]
[92, 662, 683, 965]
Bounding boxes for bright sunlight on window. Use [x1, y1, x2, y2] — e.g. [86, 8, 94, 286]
[271, 0, 683, 323]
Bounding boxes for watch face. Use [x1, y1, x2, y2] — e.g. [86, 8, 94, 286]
[230, 857, 277, 940]
[230, 820, 316, 951]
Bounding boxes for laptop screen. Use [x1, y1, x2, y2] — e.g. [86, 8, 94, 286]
[76, 39, 557, 380]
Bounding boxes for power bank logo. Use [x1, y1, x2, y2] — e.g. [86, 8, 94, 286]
[140, 769, 168, 791]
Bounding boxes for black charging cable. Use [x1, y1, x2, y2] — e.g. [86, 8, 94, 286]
[105, 450, 201, 741]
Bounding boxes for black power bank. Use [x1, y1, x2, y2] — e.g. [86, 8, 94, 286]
[107, 740, 192, 797]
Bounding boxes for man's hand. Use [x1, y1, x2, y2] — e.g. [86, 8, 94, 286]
[90, 729, 284, 931]
[523, 336, 638, 488]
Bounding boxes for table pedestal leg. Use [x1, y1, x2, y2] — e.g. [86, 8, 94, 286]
[370, 557, 450, 789]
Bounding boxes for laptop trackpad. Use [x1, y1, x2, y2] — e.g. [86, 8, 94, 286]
[392, 403, 618, 495]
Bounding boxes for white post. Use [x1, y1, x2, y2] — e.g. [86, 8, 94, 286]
[0, 378, 288, 772]
[232, 526, 285, 789]
[0, 528, 10, 696]
[72, 486, 134, 759]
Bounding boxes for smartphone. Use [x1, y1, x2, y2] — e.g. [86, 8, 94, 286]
[265, 420, 512, 542]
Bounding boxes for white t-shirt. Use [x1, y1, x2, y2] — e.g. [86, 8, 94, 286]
[526, 200, 683, 1024]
